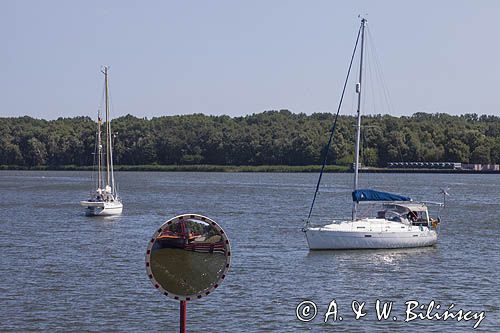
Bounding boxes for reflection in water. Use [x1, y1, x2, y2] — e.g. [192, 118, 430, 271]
[306, 246, 437, 257]
[306, 246, 438, 267]
[150, 248, 227, 296]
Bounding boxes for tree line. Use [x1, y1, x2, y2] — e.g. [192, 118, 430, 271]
[0, 111, 498, 168]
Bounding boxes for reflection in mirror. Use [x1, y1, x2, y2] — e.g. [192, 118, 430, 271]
[146, 214, 230, 300]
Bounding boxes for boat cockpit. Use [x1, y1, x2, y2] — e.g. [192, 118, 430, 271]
[379, 203, 431, 227]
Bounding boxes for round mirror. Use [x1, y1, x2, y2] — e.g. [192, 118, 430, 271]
[145, 214, 231, 300]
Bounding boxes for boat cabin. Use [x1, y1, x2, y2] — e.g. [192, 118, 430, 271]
[380, 203, 430, 226]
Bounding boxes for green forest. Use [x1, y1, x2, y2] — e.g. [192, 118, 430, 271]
[0, 110, 499, 168]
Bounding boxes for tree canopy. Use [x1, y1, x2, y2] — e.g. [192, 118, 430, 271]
[0, 111, 498, 167]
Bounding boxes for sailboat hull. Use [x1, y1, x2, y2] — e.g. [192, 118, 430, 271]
[305, 220, 437, 250]
[80, 201, 123, 216]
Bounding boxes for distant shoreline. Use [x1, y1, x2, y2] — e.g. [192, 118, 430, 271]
[1, 164, 499, 174]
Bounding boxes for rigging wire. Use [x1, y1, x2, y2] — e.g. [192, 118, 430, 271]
[366, 27, 395, 116]
[368, 28, 407, 168]
[306, 24, 362, 223]
[91, 126, 97, 194]
[90, 71, 108, 193]
[359, 26, 377, 189]
[105, 69, 118, 196]
[367, 33, 406, 162]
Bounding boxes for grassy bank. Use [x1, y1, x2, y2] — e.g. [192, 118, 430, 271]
[1, 164, 498, 173]
[0, 164, 350, 173]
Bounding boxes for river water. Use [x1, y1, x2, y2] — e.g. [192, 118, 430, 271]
[0, 171, 498, 332]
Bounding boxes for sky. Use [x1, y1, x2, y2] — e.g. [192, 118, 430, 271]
[1, 0, 500, 120]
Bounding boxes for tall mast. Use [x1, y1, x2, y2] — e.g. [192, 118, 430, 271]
[352, 17, 366, 221]
[103, 66, 111, 189]
[97, 108, 103, 191]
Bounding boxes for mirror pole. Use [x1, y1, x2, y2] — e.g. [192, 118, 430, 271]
[180, 300, 187, 333]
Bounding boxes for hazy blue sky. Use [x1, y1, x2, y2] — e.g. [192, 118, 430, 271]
[2, 0, 499, 119]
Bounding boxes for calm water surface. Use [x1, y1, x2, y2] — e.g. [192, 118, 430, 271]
[0, 171, 498, 332]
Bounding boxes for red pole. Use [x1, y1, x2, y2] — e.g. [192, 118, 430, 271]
[180, 300, 186, 333]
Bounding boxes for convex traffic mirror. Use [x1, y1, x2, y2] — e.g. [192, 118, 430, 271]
[146, 214, 231, 300]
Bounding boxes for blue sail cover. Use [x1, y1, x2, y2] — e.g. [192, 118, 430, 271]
[352, 189, 411, 203]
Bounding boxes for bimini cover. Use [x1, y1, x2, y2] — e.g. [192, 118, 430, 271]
[352, 189, 411, 203]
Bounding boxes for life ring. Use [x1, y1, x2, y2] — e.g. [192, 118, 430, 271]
[430, 218, 439, 229]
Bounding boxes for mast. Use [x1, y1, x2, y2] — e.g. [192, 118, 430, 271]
[352, 17, 366, 221]
[103, 66, 111, 189]
[97, 109, 103, 191]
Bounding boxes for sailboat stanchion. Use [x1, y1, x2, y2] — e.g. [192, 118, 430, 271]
[179, 301, 186, 333]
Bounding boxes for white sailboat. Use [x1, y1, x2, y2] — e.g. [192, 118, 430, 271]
[303, 18, 443, 250]
[80, 67, 123, 216]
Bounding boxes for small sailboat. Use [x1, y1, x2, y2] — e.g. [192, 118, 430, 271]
[80, 67, 123, 216]
[303, 18, 443, 250]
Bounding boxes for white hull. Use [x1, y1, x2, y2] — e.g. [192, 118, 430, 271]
[305, 219, 437, 250]
[80, 201, 123, 216]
